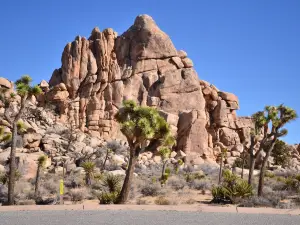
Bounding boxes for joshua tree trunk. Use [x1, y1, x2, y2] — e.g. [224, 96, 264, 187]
[247, 136, 256, 185]
[248, 156, 255, 185]
[8, 96, 26, 205]
[34, 165, 41, 199]
[218, 152, 224, 185]
[258, 140, 276, 196]
[7, 122, 18, 205]
[241, 151, 245, 179]
[117, 149, 138, 204]
[101, 149, 109, 171]
[85, 173, 91, 186]
[161, 160, 168, 179]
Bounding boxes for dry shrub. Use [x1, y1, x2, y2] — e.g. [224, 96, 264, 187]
[136, 198, 148, 205]
[185, 198, 196, 204]
[189, 179, 211, 191]
[140, 182, 161, 197]
[154, 196, 171, 205]
[69, 188, 88, 203]
[167, 176, 186, 191]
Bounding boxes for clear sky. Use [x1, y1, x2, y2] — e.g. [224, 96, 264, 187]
[0, 0, 299, 144]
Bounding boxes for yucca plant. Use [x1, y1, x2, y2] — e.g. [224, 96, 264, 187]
[81, 161, 95, 186]
[98, 174, 123, 204]
[211, 169, 253, 204]
[34, 155, 48, 199]
[102, 174, 122, 193]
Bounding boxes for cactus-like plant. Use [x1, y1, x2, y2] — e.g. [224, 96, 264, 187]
[81, 161, 96, 186]
[114, 100, 175, 204]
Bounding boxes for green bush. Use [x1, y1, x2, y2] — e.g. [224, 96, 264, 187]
[265, 171, 275, 178]
[271, 140, 291, 167]
[98, 174, 122, 204]
[211, 169, 253, 204]
[99, 191, 119, 204]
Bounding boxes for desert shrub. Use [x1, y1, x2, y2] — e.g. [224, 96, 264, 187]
[154, 196, 170, 205]
[136, 198, 148, 205]
[265, 171, 275, 178]
[185, 172, 205, 183]
[98, 174, 122, 204]
[232, 158, 243, 168]
[185, 198, 196, 204]
[106, 163, 122, 171]
[102, 174, 122, 193]
[239, 196, 277, 207]
[271, 140, 291, 167]
[106, 140, 128, 156]
[69, 188, 88, 203]
[273, 169, 295, 177]
[189, 179, 211, 191]
[211, 170, 253, 204]
[140, 182, 161, 197]
[0, 184, 8, 203]
[14, 181, 34, 201]
[98, 191, 119, 204]
[0, 173, 7, 184]
[43, 179, 58, 194]
[17, 199, 36, 205]
[64, 175, 85, 188]
[167, 176, 186, 191]
[284, 177, 299, 192]
[198, 164, 219, 177]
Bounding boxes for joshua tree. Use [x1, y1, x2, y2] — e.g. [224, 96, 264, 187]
[5, 75, 41, 205]
[115, 100, 175, 204]
[215, 142, 227, 185]
[159, 147, 171, 186]
[34, 155, 48, 199]
[81, 161, 96, 186]
[257, 105, 297, 196]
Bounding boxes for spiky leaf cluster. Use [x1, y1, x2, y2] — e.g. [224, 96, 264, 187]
[115, 100, 175, 147]
[159, 147, 171, 160]
[15, 75, 42, 97]
[81, 161, 95, 175]
[37, 155, 48, 168]
[251, 104, 297, 138]
[0, 126, 12, 143]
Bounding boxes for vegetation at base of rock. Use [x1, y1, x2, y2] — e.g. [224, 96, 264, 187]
[211, 170, 253, 204]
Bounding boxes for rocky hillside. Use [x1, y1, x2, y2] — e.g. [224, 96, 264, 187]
[1, 14, 300, 173]
[39, 14, 255, 165]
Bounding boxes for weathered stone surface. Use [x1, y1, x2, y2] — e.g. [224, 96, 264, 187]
[28, 14, 262, 167]
[0, 77, 12, 89]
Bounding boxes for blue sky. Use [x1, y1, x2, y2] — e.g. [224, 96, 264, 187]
[0, 0, 299, 143]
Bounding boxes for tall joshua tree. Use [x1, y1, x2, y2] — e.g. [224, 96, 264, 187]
[34, 155, 48, 199]
[115, 100, 175, 204]
[257, 105, 297, 196]
[6, 75, 42, 205]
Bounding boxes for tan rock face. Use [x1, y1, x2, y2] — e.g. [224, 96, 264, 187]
[42, 14, 254, 163]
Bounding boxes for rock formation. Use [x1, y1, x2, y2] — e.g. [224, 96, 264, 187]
[0, 15, 299, 173]
[39, 14, 254, 166]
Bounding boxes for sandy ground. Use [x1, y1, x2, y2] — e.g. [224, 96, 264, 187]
[0, 201, 299, 215]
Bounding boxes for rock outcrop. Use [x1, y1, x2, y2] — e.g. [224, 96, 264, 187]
[35, 14, 254, 166]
